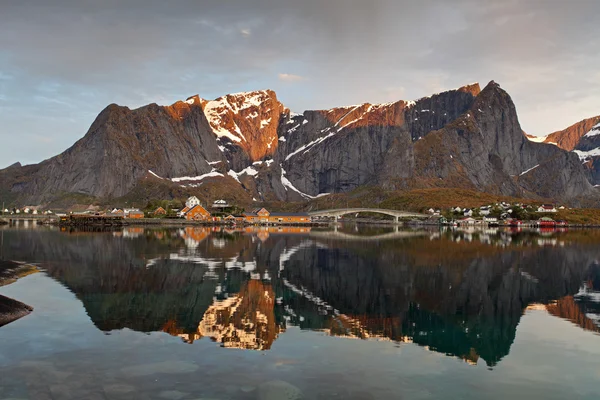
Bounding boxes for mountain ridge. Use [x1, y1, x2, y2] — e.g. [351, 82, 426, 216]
[1, 81, 599, 208]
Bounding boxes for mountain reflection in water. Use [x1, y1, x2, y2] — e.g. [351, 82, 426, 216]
[2, 224, 599, 367]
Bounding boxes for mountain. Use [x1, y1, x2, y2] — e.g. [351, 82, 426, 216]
[1, 81, 598, 207]
[540, 116, 600, 151]
[526, 116, 600, 187]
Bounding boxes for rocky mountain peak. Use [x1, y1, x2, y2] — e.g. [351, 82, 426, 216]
[541, 115, 600, 151]
[458, 82, 481, 97]
[197, 89, 284, 162]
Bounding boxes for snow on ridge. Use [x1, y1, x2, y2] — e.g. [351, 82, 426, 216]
[519, 164, 540, 176]
[281, 167, 312, 199]
[280, 167, 328, 200]
[202, 98, 246, 143]
[171, 168, 224, 182]
[334, 105, 361, 128]
[584, 122, 600, 138]
[527, 135, 548, 143]
[574, 147, 600, 160]
[201, 90, 275, 143]
[227, 166, 259, 183]
[285, 131, 335, 161]
[148, 170, 164, 179]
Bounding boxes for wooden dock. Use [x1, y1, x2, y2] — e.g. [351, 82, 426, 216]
[58, 214, 124, 226]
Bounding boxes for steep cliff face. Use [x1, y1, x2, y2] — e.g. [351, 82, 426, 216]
[412, 82, 594, 201]
[4, 100, 225, 202]
[270, 84, 481, 197]
[1, 82, 598, 206]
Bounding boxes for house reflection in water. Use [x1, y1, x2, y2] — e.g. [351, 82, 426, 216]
[162, 280, 282, 350]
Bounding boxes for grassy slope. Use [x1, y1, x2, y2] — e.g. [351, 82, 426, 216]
[296, 187, 546, 213]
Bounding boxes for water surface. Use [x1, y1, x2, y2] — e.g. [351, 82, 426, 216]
[0, 224, 599, 399]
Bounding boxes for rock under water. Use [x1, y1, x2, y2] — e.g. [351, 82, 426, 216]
[0, 294, 33, 327]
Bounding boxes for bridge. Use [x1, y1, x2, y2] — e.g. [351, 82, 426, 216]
[308, 208, 428, 223]
[309, 226, 427, 241]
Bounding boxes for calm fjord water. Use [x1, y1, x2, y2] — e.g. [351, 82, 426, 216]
[0, 224, 599, 399]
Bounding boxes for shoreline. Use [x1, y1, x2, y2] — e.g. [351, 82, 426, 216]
[5, 215, 600, 228]
[0, 260, 37, 328]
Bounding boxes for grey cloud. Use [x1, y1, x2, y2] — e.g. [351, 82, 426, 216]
[1, 0, 600, 167]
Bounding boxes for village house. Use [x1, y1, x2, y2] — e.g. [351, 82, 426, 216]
[537, 204, 557, 213]
[243, 208, 271, 224]
[212, 199, 230, 210]
[538, 216, 556, 227]
[424, 208, 441, 216]
[185, 196, 201, 209]
[479, 206, 491, 216]
[126, 210, 144, 219]
[185, 204, 211, 221]
[153, 207, 167, 216]
[243, 208, 311, 224]
[463, 209, 473, 217]
[483, 216, 499, 226]
[223, 215, 237, 224]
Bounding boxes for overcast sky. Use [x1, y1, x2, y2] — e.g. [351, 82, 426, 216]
[1, 0, 599, 168]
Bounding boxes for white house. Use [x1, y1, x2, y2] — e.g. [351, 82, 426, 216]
[483, 216, 498, 224]
[453, 207, 462, 213]
[537, 204, 557, 213]
[463, 209, 473, 217]
[186, 196, 201, 209]
[212, 199, 229, 209]
[479, 206, 491, 216]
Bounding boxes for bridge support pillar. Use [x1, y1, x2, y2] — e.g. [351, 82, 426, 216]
[395, 216, 399, 224]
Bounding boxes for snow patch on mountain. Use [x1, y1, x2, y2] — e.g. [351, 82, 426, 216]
[200, 90, 273, 143]
[171, 169, 224, 182]
[148, 170, 164, 179]
[280, 167, 329, 199]
[281, 167, 313, 199]
[573, 147, 600, 160]
[527, 135, 549, 143]
[584, 122, 600, 138]
[260, 117, 272, 128]
[227, 166, 259, 183]
[520, 164, 540, 176]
